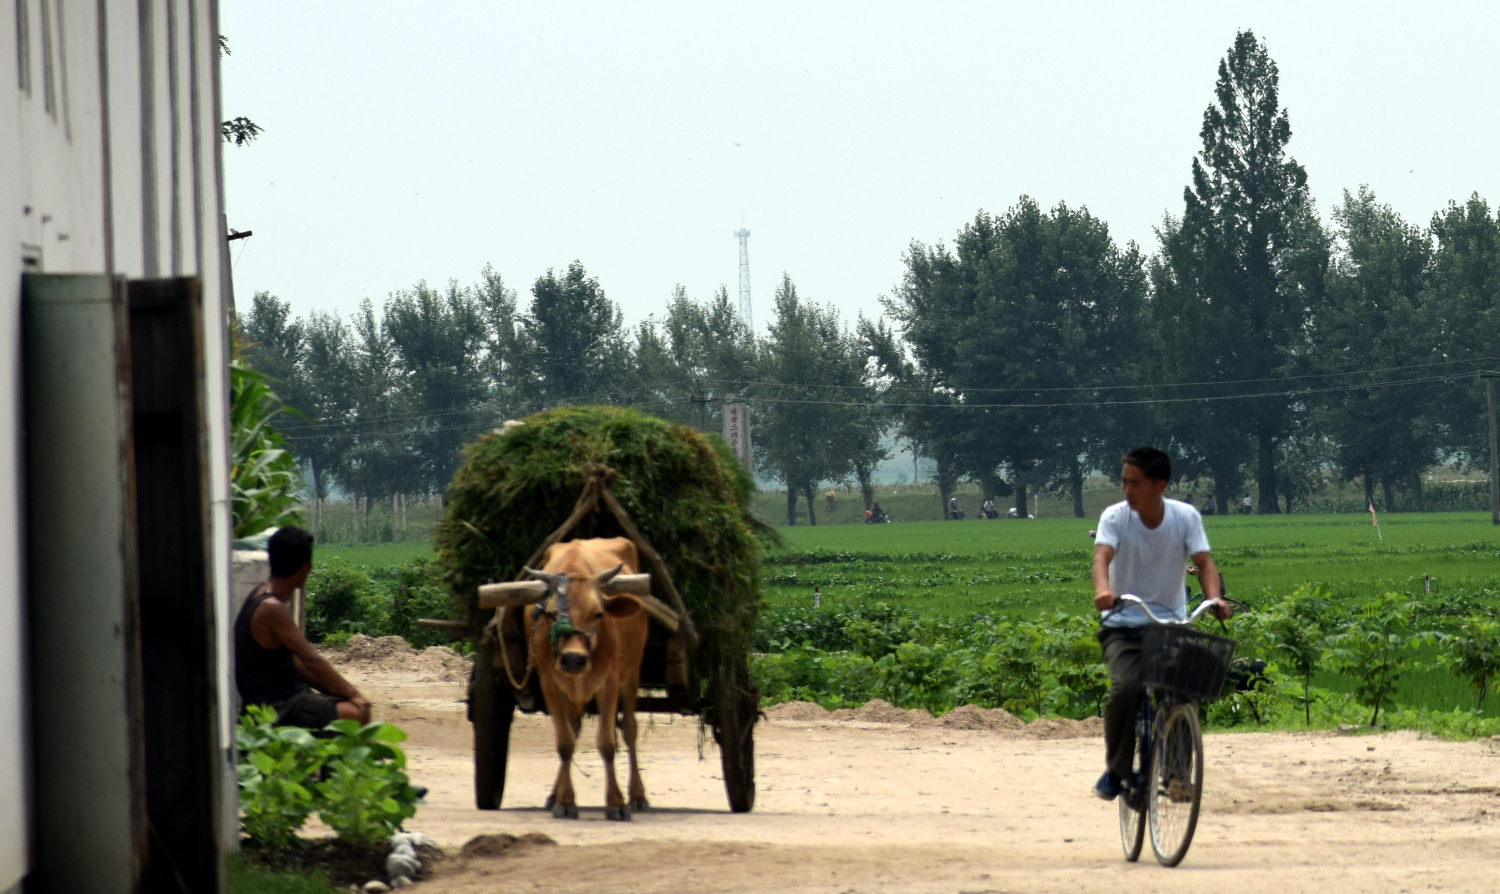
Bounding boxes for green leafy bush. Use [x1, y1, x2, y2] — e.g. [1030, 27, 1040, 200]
[1035, 611, 1110, 718]
[236, 707, 422, 846]
[314, 720, 421, 843]
[1248, 584, 1332, 724]
[384, 559, 457, 649]
[236, 706, 327, 848]
[1204, 661, 1298, 726]
[1325, 592, 1428, 726]
[752, 606, 1110, 720]
[1437, 614, 1500, 711]
[874, 641, 960, 713]
[754, 606, 854, 652]
[752, 646, 876, 708]
[843, 604, 925, 659]
[305, 558, 377, 642]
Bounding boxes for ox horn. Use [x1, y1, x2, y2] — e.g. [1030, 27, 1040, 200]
[520, 567, 573, 636]
[594, 563, 625, 587]
[477, 580, 549, 609]
[523, 567, 564, 586]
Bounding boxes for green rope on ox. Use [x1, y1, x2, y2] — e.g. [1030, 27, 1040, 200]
[549, 615, 577, 643]
[544, 573, 577, 644]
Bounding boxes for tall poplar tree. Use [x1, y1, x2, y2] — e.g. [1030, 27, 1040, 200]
[756, 275, 867, 525]
[383, 280, 492, 493]
[1155, 30, 1324, 513]
[1426, 195, 1500, 466]
[1316, 187, 1440, 510]
[518, 262, 629, 409]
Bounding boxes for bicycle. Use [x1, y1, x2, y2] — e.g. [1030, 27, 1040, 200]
[1106, 593, 1238, 867]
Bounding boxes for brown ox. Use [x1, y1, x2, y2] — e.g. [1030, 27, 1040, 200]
[524, 537, 650, 820]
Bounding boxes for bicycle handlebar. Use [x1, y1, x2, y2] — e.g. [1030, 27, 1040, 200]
[1104, 593, 1219, 625]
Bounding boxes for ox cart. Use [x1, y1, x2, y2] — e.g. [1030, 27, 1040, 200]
[425, 408, 764, 817]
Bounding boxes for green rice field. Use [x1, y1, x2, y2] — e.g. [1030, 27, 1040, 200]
[762, 512, 1500, 616]
[762, 512, 1500, 718]
[320, 509, 1500, 720]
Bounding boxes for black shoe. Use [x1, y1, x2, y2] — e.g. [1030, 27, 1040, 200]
[413, 785, 428, 800]
[1093, 771, 1122, 801]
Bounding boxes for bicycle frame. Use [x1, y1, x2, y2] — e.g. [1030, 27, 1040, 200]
[1107, 593, 1221, 866]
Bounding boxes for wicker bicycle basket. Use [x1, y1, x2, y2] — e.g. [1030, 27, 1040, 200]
[1141, 624, 1238, 702]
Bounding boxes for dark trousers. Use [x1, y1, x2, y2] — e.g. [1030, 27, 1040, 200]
[1098, 625, 1147, 778]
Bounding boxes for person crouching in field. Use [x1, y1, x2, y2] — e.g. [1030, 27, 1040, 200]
[235, 526, 372, 728]
[1089, 447, 1228, 801]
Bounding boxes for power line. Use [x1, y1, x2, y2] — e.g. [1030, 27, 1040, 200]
[709, 356, 1487, 396]
[272, 368, 1467, 442]
[743, 370, 1465, 410]
[260, 353, 1486, 441]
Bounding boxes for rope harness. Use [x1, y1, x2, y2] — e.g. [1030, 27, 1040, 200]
[485, 465, 700, 695]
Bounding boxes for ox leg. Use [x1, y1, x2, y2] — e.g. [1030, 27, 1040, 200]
[546, 706, 581, 819]
[621, 678, 649, 812]
[595, 683, 630, 821]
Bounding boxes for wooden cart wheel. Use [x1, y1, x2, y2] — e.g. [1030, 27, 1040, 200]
[715, 664, 757, 813]
[472, 637, 515, 810]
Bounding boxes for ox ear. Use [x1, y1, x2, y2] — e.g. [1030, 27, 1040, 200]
[600, 592, 643, 619]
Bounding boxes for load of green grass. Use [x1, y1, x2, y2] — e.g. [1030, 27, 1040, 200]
[435, 405, 771, 704]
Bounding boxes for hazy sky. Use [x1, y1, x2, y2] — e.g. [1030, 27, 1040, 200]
[220, 1, 1500, 333]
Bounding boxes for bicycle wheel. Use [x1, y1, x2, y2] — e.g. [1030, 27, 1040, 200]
[1118, 762, 1146, 861]
[1148, 702, 1203, 867]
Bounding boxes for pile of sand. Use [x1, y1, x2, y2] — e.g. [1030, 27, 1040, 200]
[326, 634, 472, 682]
[830, 698, 938, 726]
[765, 698, 1100, 738]
[459, 833, 556, 858]
[763, 701, 831, 722]
[1022, 716, 1103, 740]
[938, 703, 1026, 733]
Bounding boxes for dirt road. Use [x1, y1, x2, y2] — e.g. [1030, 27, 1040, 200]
[332, 639, 1500, 893]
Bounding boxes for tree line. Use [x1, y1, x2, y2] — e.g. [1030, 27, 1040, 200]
[239, 30, 1500, 526]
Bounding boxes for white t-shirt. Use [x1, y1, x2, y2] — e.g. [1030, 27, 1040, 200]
[1095, 498, 1211, 628]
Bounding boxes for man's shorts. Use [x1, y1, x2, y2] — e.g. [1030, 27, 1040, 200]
[270, 689, 342, 730]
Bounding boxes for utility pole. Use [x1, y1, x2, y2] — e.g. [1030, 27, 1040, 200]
[690, 380, 711, 433]
[1484, 370, 1500, 524]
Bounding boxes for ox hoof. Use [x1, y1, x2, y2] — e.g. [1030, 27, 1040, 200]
[605, 806, 632, 822]
[552, 803, 579, 820]
[630, 798, 650, 813]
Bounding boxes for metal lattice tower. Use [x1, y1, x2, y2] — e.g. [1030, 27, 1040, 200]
[734, 227, 752, 330]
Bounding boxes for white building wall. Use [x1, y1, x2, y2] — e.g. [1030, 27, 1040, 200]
[105, 0, 144, 275]
[3, 1, 232, 887]
[0, 4, 29, 885]
[190, 0, 239, 820]
[15, 0, 108, 273]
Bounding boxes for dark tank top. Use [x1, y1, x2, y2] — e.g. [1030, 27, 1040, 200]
[235, 588, 308, 705]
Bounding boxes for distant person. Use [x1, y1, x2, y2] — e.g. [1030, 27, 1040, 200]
[826, 489, 837, 513]
[948, 496, 963, 520]
[235, 526, 371, 729]
[1203, 495, 1216, 516]
[982, 498, 998, 519]
[1240, 494, 1253, 515]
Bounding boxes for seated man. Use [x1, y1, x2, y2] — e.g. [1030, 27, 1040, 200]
[235, 526, 371, 728]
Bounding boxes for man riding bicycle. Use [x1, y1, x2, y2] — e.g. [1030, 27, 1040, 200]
[1090, 447, 1229, 801]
